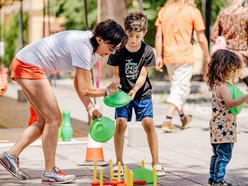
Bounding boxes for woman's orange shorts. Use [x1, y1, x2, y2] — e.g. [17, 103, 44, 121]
[11, 57, 47, 79]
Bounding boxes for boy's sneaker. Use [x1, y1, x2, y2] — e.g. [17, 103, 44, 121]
[41, 167, 76, 184]
[0, 152, 27, 180]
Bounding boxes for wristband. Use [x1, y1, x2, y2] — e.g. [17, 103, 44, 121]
[105, 88, 110, 96]
[86, 104, 95, 111]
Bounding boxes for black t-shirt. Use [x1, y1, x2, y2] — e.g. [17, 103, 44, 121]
[107, 42, 155, 100]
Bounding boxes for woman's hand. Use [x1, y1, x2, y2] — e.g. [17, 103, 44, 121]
[88, 106, 102, 121]
[106, 83, 122, 95]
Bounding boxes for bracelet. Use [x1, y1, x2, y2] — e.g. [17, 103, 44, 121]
[86, 104, 95, 111]
[105, 88, 110, 96]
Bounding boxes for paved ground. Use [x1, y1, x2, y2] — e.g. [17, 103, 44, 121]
[0, 79, 248, 186]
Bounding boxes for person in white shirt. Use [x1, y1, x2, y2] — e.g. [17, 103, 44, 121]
[0, 19, 126, 184]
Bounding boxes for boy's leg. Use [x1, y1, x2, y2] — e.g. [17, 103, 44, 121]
[213, 143, 234, 183]
[114, 105, 131, 165]
[141, 118, 159, 166]
[114, 117, 128, 165]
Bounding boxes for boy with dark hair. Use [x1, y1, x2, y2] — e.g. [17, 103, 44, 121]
[107, 12, 165, 177]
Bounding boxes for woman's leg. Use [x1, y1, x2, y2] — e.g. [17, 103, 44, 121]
[114, 118, 127, 165]
[142, 118, 159, 167]
[14, 78, 61, 172]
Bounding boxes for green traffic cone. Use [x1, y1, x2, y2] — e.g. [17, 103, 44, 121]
[58, 125, 62, 141]
[61, 109, 73, 141]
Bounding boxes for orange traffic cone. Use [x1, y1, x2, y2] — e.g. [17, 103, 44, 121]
[28, 105, 37, 126]
[78, 134, 108, 166]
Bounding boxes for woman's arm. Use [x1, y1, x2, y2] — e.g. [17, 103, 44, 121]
[112, 66, 121, 84]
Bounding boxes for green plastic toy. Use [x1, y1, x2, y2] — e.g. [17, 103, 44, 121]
[90, 116, 115, 142]
[133, 168, 158, 184]
[227, 82, 245, 115]
[103, 89, 132, 108]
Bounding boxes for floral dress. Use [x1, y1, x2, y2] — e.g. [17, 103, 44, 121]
[211, 9, 248, 62]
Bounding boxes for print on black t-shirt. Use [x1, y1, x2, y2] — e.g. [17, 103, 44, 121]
[108, 42, 156, 100]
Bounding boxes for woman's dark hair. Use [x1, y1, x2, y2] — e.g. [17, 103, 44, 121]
[204, 49, 242, 91]
[124, 12, 148, 33]
[90, 19, 127, 53]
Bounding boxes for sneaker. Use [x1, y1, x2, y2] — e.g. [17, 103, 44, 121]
[113, 165, 124, 178]
[41, 167, 76, 184]
[181, 115, 192, 129]
[208, 178, 213, 185]
[0, 152, 27, 180]
[213, 180, 232, 186]
[162, 122, 180, 133]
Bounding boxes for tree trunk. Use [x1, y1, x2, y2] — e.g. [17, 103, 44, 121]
[100, 0, 128, 79]
[101, 0, 127, 27]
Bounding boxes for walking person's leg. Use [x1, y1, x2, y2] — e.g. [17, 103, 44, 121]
[162, 64, 193, 132]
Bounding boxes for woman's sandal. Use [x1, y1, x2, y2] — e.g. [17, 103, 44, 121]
[153, 164, 166, 177]
[113, 165, 124, 177]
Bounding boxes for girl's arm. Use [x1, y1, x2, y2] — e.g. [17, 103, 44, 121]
[218, 83, 248, 108]
[128, 66, 148, 99]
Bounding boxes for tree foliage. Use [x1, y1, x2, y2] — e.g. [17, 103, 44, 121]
[1, 12, 28, 67]
[55, 0, 97, 30]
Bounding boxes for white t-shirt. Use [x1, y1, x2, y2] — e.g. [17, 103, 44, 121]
[16, 31, 99, 76]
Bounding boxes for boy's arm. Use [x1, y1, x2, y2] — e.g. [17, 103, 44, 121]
[129, 66, 148, 99]
[219, 83, 248, 108]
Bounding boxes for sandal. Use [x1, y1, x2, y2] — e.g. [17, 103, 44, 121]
[153, 164, 165, 177]
[113, 165, 124, 177]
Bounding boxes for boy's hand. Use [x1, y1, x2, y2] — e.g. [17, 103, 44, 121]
[128, 88, 137, 100]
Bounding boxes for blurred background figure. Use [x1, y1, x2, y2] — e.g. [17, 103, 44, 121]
[155, 0, 209, 133]
[0, 64, 8, 96]
[211, 0, 248, 86]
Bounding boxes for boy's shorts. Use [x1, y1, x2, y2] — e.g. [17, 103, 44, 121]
[11, 57, 47, 79]
[115, 98, 153, 122]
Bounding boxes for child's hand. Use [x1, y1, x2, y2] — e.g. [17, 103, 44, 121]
[128, 88, 137, 100]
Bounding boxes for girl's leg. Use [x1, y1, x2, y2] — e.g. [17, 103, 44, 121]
[142, 118, 159, 167]
[13, 78, 61, 172]
[209, 144, 217, 184]
[213, 143, 234, 183]
[114, 118, 127, 165]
